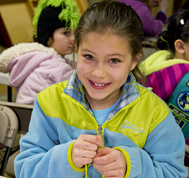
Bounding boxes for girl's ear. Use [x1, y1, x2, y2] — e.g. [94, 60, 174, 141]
[174, 39, 185, 54]
[47, 37, 53, 47]
[130, 52, 141, 71]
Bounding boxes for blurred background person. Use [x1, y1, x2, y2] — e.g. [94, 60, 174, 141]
[117, 0, 169, 37]
[0, 0, 80, 105]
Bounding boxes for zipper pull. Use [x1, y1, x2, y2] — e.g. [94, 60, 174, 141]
[98, 125, 102, 137]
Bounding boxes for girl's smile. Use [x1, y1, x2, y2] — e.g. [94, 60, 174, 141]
[77, 32, 138, 110]
[89, 79, 111, 89]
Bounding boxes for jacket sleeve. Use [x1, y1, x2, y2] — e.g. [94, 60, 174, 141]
[139, 5, 164, 36]
[14, 98, 85, 178]
[118, 111, 188, 178]
[156, 10, 166, 24]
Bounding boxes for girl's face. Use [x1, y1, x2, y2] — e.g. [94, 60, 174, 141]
[77, 32, 138, 110]
[47, 27, 75, 57]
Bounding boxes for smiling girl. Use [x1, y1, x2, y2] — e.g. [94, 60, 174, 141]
[14, 1, 187, 178]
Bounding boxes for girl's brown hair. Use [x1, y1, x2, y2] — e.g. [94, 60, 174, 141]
[157, 9, 189, 54]
[74, 0, 145, 84]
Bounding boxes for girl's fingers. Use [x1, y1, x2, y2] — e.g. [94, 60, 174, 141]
[83, 141, 99, 151]
[72, 134, 104, 168]
[96, 147, 113, 157]
[93, 160, 115, 171]
[93, 148, 126, 177]
[72, 144, 97, 163]
[93, 158, 125, 172]
[93, 162, 126, 178]
[93, 147, 115, 164]
[79, 149, 97, 158]
[94, 167, 126, 178]
[74, 157, 93, 168]
[74, 136, 100, 151]
[80, 134, 103, 148]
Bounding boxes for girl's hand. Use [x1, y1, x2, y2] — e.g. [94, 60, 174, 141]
[93, 147, 126, 178]
[72, 134, 103, 168]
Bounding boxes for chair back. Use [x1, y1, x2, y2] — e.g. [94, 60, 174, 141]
[0, 105, 19, 175]
[0, 105, 18, 148]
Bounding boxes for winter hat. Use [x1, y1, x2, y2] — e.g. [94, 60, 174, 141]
[33, 0, 80, 46]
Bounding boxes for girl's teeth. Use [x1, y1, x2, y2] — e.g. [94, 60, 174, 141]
[94, 82, 107, 86]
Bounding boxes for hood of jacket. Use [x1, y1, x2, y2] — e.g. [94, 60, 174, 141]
[0, 42, 58, 73]
[142, 50, 189, 102]
[140, 50, 189, 76]
[0, 42, 61, 87]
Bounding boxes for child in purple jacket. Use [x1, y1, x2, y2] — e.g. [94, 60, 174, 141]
[117, 0, 168, 37]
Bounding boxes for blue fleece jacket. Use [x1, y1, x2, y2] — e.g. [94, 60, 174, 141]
[14, 71, 188, 178]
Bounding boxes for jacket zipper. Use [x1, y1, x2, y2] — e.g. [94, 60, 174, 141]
[98, 125, 103, 137]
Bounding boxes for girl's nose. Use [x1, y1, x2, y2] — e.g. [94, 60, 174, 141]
[92, 66, 107, 78]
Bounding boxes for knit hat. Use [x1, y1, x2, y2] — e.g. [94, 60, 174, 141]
[33, 0, 80, 46]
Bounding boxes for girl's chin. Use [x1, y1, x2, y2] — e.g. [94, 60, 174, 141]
[86, 92, 108, 102]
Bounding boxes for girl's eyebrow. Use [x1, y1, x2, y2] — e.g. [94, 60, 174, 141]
[107, 53, 125, 57]
[81, 49, 95, 54]
[81, 49, 125, 57]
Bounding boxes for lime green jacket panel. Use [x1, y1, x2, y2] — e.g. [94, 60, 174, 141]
[104, 84, 170, 148]
[37, 81, 170, 148]
[140, 50, 189, 76]
[37, 81, 97, 131]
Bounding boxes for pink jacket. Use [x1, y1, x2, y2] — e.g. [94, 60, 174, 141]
[0, 43, 74, 105]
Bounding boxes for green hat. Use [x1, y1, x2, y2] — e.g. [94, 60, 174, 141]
[33, 0, 80, 46]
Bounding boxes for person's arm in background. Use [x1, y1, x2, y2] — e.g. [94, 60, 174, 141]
[141, 0, 168, 36]
[148, 0, 168, 24]
[156, 0, 169, 23]
[148, 0, 169, 24]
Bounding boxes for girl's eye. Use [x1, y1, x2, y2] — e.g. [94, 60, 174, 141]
[63, 31, 69, 36]
[84, 55, 94, 60]
[109, 58, 120, 64]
